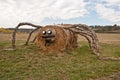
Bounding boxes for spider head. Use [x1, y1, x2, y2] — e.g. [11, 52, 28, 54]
[41, 29, 56, 46]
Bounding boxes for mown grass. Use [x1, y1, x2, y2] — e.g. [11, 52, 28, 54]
[0, 41, 120, 80]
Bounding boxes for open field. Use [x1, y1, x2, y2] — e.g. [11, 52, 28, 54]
[78, 33, 120, 46]
[0, 33, 120, 45]
[0, 33, 120, 80]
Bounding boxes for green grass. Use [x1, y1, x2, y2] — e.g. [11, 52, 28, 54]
[0, 41, 120, 80]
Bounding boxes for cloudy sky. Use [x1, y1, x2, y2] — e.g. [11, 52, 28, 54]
[0, 0, 120, 28]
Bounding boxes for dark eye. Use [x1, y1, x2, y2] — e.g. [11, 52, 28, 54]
[47, 30, 52, 34]
[42, 31, 46, 35]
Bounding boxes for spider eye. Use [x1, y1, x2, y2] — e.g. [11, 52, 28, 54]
[47, 30, 52, 34]
[76, 26, 79, 29]
[42, 31, 46, 35]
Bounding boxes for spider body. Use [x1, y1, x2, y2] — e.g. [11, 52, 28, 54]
[36, 25, 78, 52]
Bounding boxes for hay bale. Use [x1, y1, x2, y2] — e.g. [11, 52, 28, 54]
[36, 25, 78, 52]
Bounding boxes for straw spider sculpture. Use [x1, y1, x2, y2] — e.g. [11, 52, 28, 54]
[12, 22, 120, 61]
[12, 22, 100, 57]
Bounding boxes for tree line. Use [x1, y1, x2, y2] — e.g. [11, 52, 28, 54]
[0, 24, 120, 33]
[90, 24, 120, 33]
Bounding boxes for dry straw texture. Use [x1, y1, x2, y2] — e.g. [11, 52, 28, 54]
[36, 25, 77, 52]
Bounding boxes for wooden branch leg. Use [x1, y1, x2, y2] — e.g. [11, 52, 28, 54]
[25, 28, 40, 45]
[12, 22, 42, 49]
[32, 36, 37, 43]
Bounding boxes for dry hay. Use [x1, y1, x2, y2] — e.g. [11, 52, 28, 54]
[36, 25, 78, 52]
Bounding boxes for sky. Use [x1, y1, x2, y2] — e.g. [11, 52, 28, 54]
[0, 0, 120, 28]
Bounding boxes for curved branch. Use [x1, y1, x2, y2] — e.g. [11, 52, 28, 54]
[64, 24, 100, 56]
[32, 35, 37, 43]
[25, 27, 40, 45]
[65, 28, 100, 56]
[12, 22, 42, 49]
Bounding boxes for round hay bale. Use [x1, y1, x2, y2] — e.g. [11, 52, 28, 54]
[36, 25, 78, 52]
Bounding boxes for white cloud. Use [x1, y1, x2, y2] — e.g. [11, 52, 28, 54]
[95, 0, 120, 23]
[0, 0, 88, 28]
[105, 0, 120, 5]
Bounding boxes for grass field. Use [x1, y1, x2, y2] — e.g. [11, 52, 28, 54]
[0, 33, 120, 80]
